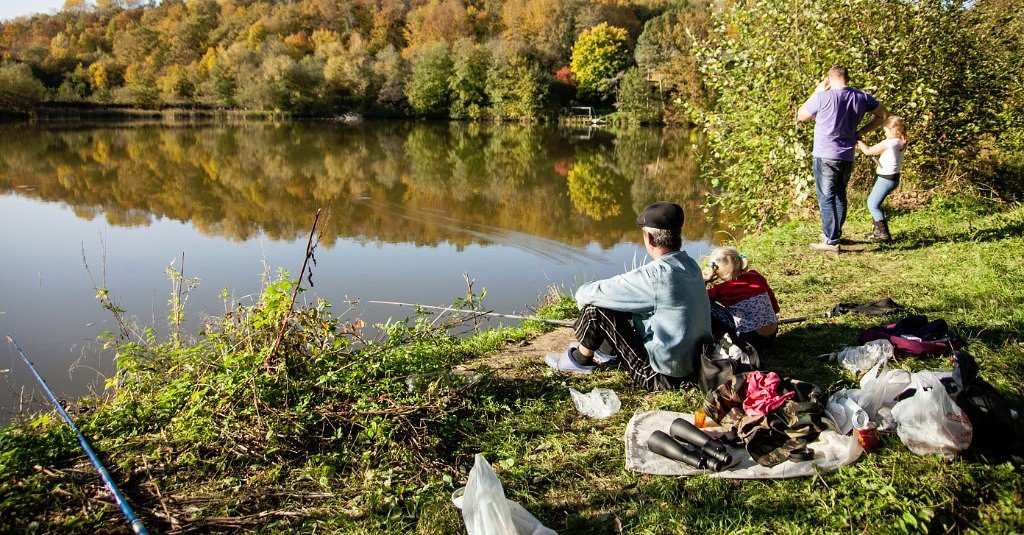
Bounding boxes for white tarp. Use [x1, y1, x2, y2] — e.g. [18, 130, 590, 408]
[625, 410, 863, 479]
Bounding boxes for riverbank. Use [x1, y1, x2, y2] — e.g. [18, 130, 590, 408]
[1, 194, 1022, 533]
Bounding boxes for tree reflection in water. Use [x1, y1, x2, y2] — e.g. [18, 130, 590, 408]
[0, 121, 729, 250]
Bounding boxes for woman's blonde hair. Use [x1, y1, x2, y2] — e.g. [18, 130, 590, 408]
[885, 115, 908, 144]
[709, 246, 748, 281]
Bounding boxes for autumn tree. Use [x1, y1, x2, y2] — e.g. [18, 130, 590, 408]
[570, 22, 631, 102]
[500, 0, 581, 69]
[403, 0, 472, 55]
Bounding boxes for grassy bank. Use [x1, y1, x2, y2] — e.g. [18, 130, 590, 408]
[1, 194, 1022, 533]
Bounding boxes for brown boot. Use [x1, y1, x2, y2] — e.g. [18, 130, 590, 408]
[871, 220, 891, 242]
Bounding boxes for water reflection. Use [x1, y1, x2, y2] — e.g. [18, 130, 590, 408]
[0, 121, 729, 420]
[0, 122, 722, 253]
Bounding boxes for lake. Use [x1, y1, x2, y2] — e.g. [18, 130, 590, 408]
[0, 120, 730, 420]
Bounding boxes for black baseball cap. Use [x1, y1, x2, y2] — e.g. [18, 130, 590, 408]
[636, 201, 684, 230]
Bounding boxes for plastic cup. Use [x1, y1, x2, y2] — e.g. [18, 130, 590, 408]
[451, 486, 465, 509]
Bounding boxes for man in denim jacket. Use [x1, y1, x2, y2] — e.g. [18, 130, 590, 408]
[546, 202, 712, 390]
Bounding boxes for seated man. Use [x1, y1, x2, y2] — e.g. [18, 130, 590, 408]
[546, 201, 712, 390]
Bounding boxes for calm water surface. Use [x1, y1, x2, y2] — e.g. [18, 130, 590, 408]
[0, 121, 730, 419]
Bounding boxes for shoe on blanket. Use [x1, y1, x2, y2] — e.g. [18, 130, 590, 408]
[545, 346, 598, 374]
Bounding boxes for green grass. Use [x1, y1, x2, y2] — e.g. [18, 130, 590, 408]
[1, 195, 1022, 534]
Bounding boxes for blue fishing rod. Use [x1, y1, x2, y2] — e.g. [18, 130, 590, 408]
[6, 336, 148, 535]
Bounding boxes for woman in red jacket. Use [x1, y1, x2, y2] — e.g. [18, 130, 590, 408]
[704, 247, 780, 351]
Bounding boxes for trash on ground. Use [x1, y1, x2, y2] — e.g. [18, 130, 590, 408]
[459, 454, 557, 535]
[570, 387, 621, 419]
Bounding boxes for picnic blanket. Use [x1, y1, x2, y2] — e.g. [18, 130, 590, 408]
[625, 411, 863, 479]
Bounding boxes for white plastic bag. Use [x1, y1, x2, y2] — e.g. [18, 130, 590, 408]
[890, 371, 973, 458]
[826, 339, 894, 374]
[569, 388, 621, 419]
[462, 454, 515, 535]
[854, 359, 911, 426]
[460, 454, 558, 535]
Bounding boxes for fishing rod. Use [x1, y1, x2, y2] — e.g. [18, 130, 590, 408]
[6, 336, 149, 535]
[368, 300, 575, 327]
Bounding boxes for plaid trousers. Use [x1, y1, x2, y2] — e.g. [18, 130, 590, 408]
[573, 305, 685, 391]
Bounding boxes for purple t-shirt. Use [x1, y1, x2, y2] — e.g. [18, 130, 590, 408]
[804, 87, 879, 162]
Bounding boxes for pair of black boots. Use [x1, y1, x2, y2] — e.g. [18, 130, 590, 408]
[870, 219, 892, 242]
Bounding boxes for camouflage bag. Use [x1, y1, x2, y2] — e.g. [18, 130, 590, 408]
[704, 373, 838, 467]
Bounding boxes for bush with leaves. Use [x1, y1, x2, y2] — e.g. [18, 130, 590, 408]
[695, 0, 1009, 227]
[634, 2, 712, 123]
[448, 39, 491, 120]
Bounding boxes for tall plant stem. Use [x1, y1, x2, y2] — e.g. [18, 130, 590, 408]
[267, 208, 322, 369]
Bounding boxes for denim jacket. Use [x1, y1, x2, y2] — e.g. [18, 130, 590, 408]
[574, 250, 711, 377]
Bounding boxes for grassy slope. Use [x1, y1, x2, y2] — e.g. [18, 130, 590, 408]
[1, 195, 1022, 534]
[414, 195, 1024, 534]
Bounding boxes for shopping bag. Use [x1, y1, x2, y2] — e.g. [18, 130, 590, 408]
[891, 371, 973, 458]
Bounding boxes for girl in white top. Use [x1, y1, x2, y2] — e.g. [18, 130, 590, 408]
[857, 116, 908, 241]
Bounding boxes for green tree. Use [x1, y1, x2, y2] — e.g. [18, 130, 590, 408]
[0, 62, 46, 113]
[124, 61, 162, 108]
[485, 53, 547, 121]
[615, 66, 662, 123]
[370, 45, 409, 113]
[448, 39, 490, 120]
[634, 2, 711, 120]
[406, 42, 453, 117]
[570, 22, 631, 102]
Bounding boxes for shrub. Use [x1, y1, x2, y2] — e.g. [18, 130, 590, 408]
[0, 62, 46, 113]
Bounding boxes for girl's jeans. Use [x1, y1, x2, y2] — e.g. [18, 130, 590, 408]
[867, 173, 900, 221]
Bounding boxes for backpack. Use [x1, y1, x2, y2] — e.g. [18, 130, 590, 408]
[699, 302, 761, 393]
[949, 351, 1023, 464]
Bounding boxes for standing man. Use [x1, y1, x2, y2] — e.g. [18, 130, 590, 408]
[545, 202, 712, 391]
[797, 65, 887, 252]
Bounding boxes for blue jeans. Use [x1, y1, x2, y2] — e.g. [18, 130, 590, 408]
[867, 173, 900, 222]
[813, 157, 854, 245]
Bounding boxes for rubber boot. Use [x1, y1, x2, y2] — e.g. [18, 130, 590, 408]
[871, 220, 891, 242]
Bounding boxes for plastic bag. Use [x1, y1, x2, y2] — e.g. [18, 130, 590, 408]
[891, 371, 973, 458]
[459, 455, 557, 535]
[825, 339, 894, 374]
[569, 388, 621, 419]
[462, 454, 516, 535]
[855, 359, 911, 426]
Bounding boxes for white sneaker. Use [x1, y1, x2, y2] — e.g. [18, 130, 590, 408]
[544, 348, 597, 374]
